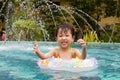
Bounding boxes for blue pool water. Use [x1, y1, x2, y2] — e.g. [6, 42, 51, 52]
[0, 41, 120, 80]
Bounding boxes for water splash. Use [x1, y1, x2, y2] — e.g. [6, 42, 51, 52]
[1, 0, 112, 41]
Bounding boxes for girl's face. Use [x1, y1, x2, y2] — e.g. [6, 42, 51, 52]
[56, 28, 74, 49]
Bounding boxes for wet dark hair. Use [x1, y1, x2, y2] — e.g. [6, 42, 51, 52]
[56, 24, 75, 37]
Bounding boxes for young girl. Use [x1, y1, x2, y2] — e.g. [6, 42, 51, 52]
[33, 24, 87, 59]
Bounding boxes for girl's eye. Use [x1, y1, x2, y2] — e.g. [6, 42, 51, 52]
[66, 35, 69, 37]
[58, 35, 62, 37]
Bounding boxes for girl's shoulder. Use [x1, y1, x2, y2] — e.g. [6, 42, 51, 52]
[51, 48, 59, 53]
[51, 48, 60, 58]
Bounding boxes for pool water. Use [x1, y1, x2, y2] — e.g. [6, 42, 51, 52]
[0, 41, 120, 80]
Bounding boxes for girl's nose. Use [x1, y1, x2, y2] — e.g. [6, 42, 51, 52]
[62, 36, 66, 39]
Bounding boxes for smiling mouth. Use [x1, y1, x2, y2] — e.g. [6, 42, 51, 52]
[61, 41, 68, 45]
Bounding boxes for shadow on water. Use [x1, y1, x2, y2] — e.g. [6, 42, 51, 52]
[0, 71, 25, 80]
[36, 68, 101, 80]
[80, 76, 101, 80]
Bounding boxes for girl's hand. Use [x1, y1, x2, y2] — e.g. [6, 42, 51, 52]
[77, 39, 86, 47]
[33, 41, 39, 53]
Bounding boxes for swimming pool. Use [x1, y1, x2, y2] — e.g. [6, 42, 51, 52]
[0, 41, 120, 80]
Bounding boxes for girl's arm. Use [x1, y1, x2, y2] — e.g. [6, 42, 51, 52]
[33, 41, 54, 59]
[77, 39, 87, 59]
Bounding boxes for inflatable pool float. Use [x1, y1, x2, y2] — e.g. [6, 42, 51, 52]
[37, 57, 98, 72]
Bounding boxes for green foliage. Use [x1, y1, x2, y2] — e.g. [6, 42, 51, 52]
[99, 25, 120, 42]
[2, 0, 120, 41]
[13, 19, 43, 41]
[69, 0, 120, 19]
[99, 30, 111, 42]
[83, 28, 99, 42]
[112, 25, 120, 42]
[104, 0, 117, 17]
[13, 19, 37, 28]
[12, 0, 19, 3]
